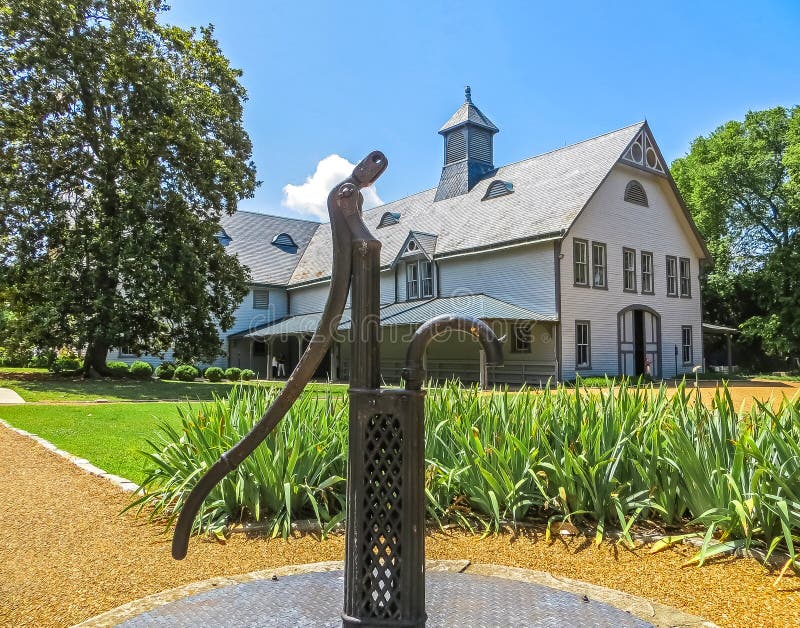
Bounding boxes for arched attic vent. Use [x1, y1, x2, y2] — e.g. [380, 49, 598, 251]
[378, 212, 400, 228]
[624, 180, 648, 207]
[272, 232, 298, 252]
[482, 180, 514, 200]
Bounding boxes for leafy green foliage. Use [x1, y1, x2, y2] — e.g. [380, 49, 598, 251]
[204, 366, 224, 382]
[130, 386, 347, 537]
[129, 360, 153, 380]
[173, 365, 199, 382]
[133, 382, 800, 575]
[49, 355, 82, 373]
[240, 369, 255, 381]
[0, 0, 256, 374]
[224, 367, 242, 381]
[154, 362, 175, 380]
[672, 106, 800, 365]
[106, 361, 130, 377]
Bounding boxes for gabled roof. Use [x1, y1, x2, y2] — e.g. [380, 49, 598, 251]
[392, 231, 438, 266]
[219, 211, 319, 285]
[289, 122, 646, 285]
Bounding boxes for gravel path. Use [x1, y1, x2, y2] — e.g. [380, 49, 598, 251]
[1, 423, 798, 628]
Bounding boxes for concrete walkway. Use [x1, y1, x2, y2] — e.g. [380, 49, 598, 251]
[0, 388, 24, 404]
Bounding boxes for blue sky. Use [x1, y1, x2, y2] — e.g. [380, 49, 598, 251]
[165, 0, 800, 221]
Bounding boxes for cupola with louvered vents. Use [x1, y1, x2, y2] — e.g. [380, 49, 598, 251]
[624, 180, 648, 206]
[378, 212, 400, 228]
[434, 87, 499, 202]
[482, 180, 514, 200]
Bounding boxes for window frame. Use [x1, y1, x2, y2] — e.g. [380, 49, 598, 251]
[641, 251, 654, 295]
[420, 260, 434, 298]
[511, 323, 532, 353]
[406, 262, 420, 300]
[679, 257, 692, 298]
[253, 288, 270, 310]
[575, 320, 591, 370]
[591, 241, 607, 289]
[573, 238, 589, 287]
[665, 255, 678, 297]
[622, 247, 637, 293]
[681, 325, 693, 365]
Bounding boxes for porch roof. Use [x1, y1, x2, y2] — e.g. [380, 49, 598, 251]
[240, 294, 556, 340]
[702, 322, 740, 335]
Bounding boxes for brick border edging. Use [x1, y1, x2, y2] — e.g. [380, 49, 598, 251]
[73, 559, 717, 628]
[0, 419, 139, 493]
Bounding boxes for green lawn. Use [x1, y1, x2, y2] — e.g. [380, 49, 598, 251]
[0, 402, 183, 483]
[0, 373, 347, 402]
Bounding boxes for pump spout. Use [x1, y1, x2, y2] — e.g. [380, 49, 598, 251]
[402, 314, 503, 391]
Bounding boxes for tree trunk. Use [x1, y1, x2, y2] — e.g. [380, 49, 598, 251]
[83, 341, 114, 377]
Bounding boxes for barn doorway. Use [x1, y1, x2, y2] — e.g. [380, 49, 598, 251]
[618, 306, 661, 378]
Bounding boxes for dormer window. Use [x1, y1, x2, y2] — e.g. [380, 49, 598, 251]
[215, 228, 232, 247]
[624, 180, 648, 207]
[378, 212, 400, 228]
[271, 232, 298, 252]
[406, 240, 418, 254]
[482, 180, 514, 200]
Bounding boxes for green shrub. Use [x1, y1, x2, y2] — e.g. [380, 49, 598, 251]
[174, 364, 199, 382]
[224, 367, 242, 381]
[106, 361, 130, 377]
[50, 356, 82, 373]
[28, 352, 53, 369]
[129, 361, 154, 380]
[241, 369, 255, 381]
[155, 362, 175, 380]
[204, 366, 224, 382]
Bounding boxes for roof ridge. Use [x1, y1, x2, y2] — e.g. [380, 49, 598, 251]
[230, 208, 321, 225]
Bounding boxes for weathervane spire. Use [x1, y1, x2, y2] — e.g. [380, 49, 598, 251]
[465, 85, 472, 103]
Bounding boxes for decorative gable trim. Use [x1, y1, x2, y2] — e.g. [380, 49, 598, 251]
[391, 231, 438, 267]
[620, 127, 666, 175]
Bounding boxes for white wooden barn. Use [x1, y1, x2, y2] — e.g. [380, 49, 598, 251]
[117, 89, 711, 384]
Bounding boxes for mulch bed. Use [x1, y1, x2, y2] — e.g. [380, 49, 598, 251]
[1, 424, 798, 628]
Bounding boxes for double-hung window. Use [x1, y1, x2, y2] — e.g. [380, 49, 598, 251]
[511, 323, 531, 353]
[679, 258, 691, 297]
[420, 261, 433, 297]
[406, 263, 419, 299]
[406, 260, 433, 300]
[573, 239, 588, 286]
[622, 248, 636, 292]
[666, 256, 678, 297]
[681, 326, 693, 365]
[575, 321, 591, 369]
[641, 252, 654, 294]
[592, 242, 607, 288]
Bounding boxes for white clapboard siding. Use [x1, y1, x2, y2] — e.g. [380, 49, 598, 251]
[289, 270, 395, 315]
[107, 286, 288, 370]
[559, 164, 705, 381]
[437, 242, 556, 314]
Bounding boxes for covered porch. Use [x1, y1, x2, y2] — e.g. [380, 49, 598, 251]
[231, 294, 558, 386]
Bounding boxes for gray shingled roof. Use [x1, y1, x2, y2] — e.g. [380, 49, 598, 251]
[219, 211, 319, 285]
[439, 100, 499, 133]
[289, 122, 645, 286]
[241, 294, 555, 339]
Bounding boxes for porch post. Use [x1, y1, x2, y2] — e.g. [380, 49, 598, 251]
[265, 339, 272, 381]
[479, 348, 487, 390]
[727, 333, 733, 375]
[249, 338, 254, 371]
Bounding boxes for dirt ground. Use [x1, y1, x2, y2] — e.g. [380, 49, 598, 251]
[1, 421, 798, 628]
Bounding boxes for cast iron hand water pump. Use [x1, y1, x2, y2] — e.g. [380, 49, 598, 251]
[172, 152, 503, 627]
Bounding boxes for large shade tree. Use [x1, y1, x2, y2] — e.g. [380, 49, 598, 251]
[672, 106, 800, 364]
[0, 0, 256, 374]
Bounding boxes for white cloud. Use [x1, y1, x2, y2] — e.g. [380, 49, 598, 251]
[282, 154, 383, 220]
